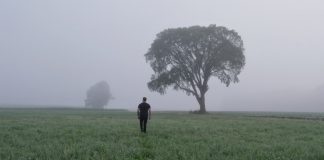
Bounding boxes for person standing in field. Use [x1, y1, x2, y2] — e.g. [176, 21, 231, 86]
[137, 97, 151, 133]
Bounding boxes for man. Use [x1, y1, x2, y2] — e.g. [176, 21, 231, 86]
[137, 97, 151, 133]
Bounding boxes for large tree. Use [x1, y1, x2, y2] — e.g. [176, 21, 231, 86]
[145, 25, 245, 113]
[85, 81, 112, 109]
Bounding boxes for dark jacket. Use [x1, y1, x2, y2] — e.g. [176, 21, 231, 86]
[138, 102, 150, 118]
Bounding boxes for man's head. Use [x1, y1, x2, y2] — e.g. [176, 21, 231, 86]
[142, 97, 147, 102]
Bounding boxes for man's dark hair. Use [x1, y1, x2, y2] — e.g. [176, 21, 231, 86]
[143, 97, 147, 102]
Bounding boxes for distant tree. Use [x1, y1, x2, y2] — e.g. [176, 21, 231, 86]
[85, 81, 112, 109]
[145, 25, 245, 113]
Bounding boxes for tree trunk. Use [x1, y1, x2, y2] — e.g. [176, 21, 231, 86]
[197, 94, 207, 114]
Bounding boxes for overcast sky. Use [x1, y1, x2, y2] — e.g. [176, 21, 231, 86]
[0, 0, 323, 111]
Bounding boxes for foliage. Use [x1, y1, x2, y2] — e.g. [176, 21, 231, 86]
[85, 81, 112, 109]
[145, 25, 245, 113]
[1, 108, 324, 160]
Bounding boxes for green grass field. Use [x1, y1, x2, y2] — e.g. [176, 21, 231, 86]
[1, 108, 324, 160]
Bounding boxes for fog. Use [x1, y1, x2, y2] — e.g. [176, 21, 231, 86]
[1, 0, 323, 111]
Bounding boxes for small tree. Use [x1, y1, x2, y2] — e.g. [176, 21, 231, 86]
[85, 81, 112, 109]
[145, 25, 245, 113]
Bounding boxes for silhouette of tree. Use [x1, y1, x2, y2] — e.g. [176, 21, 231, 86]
[85, 81, 112, 109]
[145, 25, 245, 113]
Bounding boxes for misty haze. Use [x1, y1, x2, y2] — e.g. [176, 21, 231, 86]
[1, 0, 323, 112]
[0, 0, 324, 159]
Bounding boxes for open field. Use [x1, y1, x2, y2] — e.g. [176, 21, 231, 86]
[0, 108, 324, 160]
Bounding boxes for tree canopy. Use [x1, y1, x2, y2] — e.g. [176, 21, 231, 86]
[145, 25, 245, 113]
[85, 81, 112, 109]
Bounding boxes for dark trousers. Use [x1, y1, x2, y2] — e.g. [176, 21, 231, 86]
[139, 117, 148, 132]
